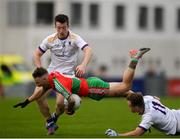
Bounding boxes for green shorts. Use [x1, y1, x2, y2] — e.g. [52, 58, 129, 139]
[86, 77, 110, 101]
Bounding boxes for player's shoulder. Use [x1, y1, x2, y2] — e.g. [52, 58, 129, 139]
[143, 95, 159, 107]
[69, 30, 81, 40]
[143, 95, 154, 101]
[46, 33, 58, 43]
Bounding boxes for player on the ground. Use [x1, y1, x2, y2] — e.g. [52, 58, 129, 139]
[105, 92, 180, 136]
[14, 48, 150, 134]
[31, 14, 92, 135]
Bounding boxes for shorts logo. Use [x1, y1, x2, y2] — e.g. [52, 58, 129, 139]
[89, 88, 109, 96]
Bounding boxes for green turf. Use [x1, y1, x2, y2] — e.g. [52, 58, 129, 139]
[0, 97, 180, 138]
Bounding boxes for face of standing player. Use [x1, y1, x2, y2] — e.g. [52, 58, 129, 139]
[55, 21, 69, 39]
[34, 74, 50, 88]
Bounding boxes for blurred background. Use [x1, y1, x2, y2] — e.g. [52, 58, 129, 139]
[0, 0, 180, 98]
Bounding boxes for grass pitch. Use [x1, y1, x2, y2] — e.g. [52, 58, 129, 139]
[0, 97, 180, 138]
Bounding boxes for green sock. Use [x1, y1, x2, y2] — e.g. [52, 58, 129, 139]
[131, 58, 138, 63]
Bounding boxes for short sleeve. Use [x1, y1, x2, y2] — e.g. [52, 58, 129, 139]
[75, 35, 88, 50]
[38, 37, 49, 53]
[139, 113, 153, 131]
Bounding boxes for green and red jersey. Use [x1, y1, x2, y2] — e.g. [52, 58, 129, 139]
[48, 71, 110, 100]
[48, 71, 88, 99]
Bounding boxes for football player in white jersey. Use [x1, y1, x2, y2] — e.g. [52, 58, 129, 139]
[105, 92, 180, 136]
[32, 14, 92, 135]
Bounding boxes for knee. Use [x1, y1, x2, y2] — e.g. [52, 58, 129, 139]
[126, 85, 131, 91]
[124, 83, 132, 92]
[35, 98, 50, 112]
[36, 97, 45, 105]
[56, 94, 65, 109]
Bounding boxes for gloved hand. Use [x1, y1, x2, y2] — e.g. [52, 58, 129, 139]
[13, 99, 30, 108]
[105, 129, 119, 137]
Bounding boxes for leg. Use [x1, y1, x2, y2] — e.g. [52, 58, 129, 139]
[35, 88, 58, 135]
[51, 93, 65, 123]
[108, 48, 150, 97]
[29, 86, 55, 135]
[36, 87, 52, 120]
[108, 64, 136, 97]
[56, 93, 65, 116]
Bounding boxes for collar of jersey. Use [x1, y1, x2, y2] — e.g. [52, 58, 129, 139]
[58, 31, 69, 40]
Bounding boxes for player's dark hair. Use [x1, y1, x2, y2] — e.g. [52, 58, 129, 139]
[32, 67, 48, 78]
[127, 93, 144, 108]
[55, 14, 69, 26]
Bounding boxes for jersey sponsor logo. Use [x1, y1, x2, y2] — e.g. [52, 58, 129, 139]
[53, 40, 71, 48]
[69, 41, 71, 45]
[52, 41, 74, 57]
[89, 88, 109, 96]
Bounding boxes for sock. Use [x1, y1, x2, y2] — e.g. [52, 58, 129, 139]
[129, 59, 138, 69]
[51, 113, 58, 123]
[46, 117, 54, 128]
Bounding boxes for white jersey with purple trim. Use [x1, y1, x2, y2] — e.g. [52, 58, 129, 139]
[139, 95, 180, 135]
[39, 30, 88, 75]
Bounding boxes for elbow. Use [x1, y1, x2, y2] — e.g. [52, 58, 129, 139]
[129, 132, 143, 137]
[132, 128, 145, 136]
[134, 132, 143, 136]
[126, 85, 131, 91]
[123, 83, 132, 92]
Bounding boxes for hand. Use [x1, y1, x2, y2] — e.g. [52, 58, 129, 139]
[65, 109, 75, 115]
[13, 99, 30, 108]
[75, 64, 86, 77]
[105, 129, 119, 137]
[65, 96, 75, 115]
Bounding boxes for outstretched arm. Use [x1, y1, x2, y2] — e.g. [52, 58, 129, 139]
[13, 87, 45, 108]
[105, 127, 146, 137]
[120, 127, 146, 136]
[28, 87, 45, 102]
